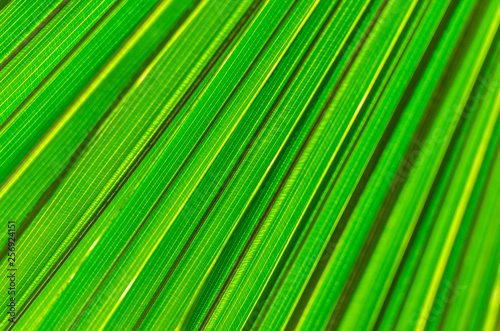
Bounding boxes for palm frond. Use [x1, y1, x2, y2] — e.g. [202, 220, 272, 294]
[1, 0, 499, 330]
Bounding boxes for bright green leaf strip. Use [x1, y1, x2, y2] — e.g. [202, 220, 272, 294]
[392, 1, 500, 328]
[12, 1, 263, 329]
[0, 0, 497, 329]
[67, 0, 308, 329]
[10, 0, 258, 324]
[441, 122, 500, 331]
[191, 0, 426, 330]
[131, 0, 360, 328]
[2, 1, 252, 329]
[335, 2, 500, 331]
[179, 0, 360, 327]
[62, 1, 318, 328]
[248, 0, 432, 330]
[199, 0, 413, 329]
[0, 0, 119, 123]
[252, 0, 456, 329]
[290, 0, 487, 328]
[0, 0, 168, 184]
[0, 0, 198, 254]
[483, 246, 500, 331]
[370, 1, 492, 329]
[0, 0, 66, 64]
[424, 31, 500, 331]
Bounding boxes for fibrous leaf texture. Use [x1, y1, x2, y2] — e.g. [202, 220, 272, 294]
[0, 0, 499, 330]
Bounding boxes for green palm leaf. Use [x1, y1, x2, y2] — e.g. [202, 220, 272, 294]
[0, 0, 499, 330]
